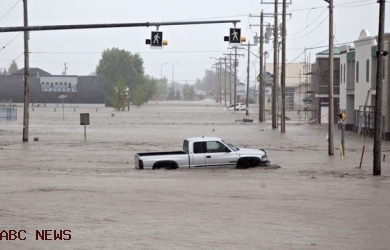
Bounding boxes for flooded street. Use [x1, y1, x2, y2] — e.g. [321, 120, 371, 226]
[1, 99, 390, 250]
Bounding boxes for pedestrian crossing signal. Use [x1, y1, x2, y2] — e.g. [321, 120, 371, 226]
[151, 31, 163, 47]
[337, 112, 346, 121]
[229, 28, 241, 45]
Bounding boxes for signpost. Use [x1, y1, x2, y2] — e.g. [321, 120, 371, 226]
[58, 95, 67, 119]
[80, 113, 90, 140]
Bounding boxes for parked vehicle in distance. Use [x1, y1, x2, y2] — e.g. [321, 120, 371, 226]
[134, 137, 270, 170]
[223, 102, 246, 111]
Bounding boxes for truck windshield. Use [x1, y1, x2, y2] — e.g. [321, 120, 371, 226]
[222, 140, 239, 151]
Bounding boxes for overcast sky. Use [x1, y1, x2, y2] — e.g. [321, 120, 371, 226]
[0, 0, 388, 85]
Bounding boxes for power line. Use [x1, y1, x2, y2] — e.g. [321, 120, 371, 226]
[0, 0, 21, 23]
[288, 15, 328, 40]
[288, 8, 328, 37]
[0, 32, 22, 52]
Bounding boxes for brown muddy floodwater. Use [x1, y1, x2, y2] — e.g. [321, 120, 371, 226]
[1, 99, 390, 250]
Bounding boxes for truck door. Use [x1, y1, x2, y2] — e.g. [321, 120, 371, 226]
[192, 141, 206, 167]
[205, 141, 237, 167]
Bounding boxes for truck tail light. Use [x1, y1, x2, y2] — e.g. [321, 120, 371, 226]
[138, 159, 144, 170]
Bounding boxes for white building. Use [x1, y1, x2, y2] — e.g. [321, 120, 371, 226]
[339, 30, 390, 139]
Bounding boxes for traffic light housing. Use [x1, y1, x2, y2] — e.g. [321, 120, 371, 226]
[337, 112, 346, 121]
[146, 31, 168, 48]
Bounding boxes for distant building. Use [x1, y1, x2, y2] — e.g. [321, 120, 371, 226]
[307, 48, 341, 124]
[339, 30, 390, 139]
[0, 68, 105, 107]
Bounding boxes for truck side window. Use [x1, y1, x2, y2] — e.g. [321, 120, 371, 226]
[194, 142, 206, 154]
[206, 141, 227, 153]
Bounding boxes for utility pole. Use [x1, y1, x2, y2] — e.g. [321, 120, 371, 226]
[246, 42, 250, 116]
[219, 59, 222, 104]
[234, 47, 238, 110]
[324, 0, 334, 155]
[272, 0, 279, 129]
[250, 3, 291, 124]
[229, 53, 232, 104]
[22, 0, 29, 142]
[280, 0, 287, 132]
[373, 0, 387, 176]
[228, 48, 245, 110]
[259, 11, 265, 122]
[224, 56, 227, 106]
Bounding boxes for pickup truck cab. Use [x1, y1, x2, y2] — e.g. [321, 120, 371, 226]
[135, 137, 270, 170]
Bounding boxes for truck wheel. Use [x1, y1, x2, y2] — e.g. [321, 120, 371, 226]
[153, 161, 178, 170]
[236, 157, 260, 169]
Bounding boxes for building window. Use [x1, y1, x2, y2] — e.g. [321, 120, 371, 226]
[51, 82, 53, 88]
[64, 82, 67, 85]
[60, 82, 62, 85]
[46, 82, 49, 85]
[366, 59, 369, 82]
[356, 61, 359, 83]
[340, 65, 343, 83]
[69, 83, 72, 89]
[55, 82, 58, 85]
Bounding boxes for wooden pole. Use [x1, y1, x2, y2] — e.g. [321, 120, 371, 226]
[22, 0, 29, 142]
[328, 0, 335, 155]
[272, 0, 278, 129]
[259, 11, 265, 122]
[373, 0, 386, 175]
[281, 0, 286, 132]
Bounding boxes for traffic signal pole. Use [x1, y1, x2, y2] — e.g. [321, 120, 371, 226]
[3, 1, 240, 142]
[0, 20, 241, 33]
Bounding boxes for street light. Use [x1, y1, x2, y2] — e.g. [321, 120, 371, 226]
[172, 62, 178, 96]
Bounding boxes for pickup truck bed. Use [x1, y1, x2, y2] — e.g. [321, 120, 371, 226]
[136, 151, 187, 157]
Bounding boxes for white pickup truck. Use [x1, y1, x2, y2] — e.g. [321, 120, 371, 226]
[134, 137, 270, 169]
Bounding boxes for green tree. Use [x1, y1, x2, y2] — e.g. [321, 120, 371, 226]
[96, 47, 144, 106]
[132, 83, 146, 107]
[156, 77, 169, 99]
[110, 77, 127, 111]
[143, 75, 158, 101]
[167, 87, 175, 100]
[189, 85, 195, 100]
[175, 89, 181, 100]
[182, 84, 190, 100]
[183, 84, 196, 101]
[8, 60, 18, 74]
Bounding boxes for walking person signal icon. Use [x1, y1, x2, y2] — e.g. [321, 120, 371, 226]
[151, 31, 163, 47]
[229, 28, 241, 44]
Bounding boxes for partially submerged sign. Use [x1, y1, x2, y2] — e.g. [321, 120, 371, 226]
[80, 113, 90, 125]
[80, 113, 90, 140]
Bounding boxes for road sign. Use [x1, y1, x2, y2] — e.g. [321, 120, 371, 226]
[151, 31, 163, 47]
[229, 28, 241, 44]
